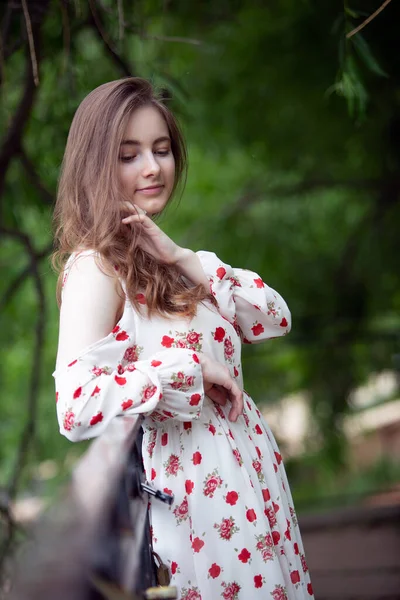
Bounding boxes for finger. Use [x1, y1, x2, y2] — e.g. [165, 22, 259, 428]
[121, 214, 146, 225]
[207, 385, 227, 406]
[225, 382, 243, 422]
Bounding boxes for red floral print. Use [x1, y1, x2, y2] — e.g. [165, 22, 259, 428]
[208, 563, 221, 579]
[189, 393, 201, 406]
[161, 335, 174, 348]
[225, 491, 239, 506]
[114, 375, 126, 386]
[203, 469, 223, 498]
[180, 586, 202, 600]
[115, 330, 129, 341]
[214, 517, 239, 541]
[164, 454, 182, 477]
[185, 480, 194, 494]
[89, 411, 103, 426]
[254, 277, 264, 288]
[173, 496, 189, 524]
[255, 533, 275, 562]
[121, 399, 133, 411]
[271, 585, 288, 600]
[214, 327, 225, 342]
[63, 410, 75, 431]
[290, 570, 300, 585]
[221, 580, 241, 600]
[238, 548, 251, 563]
[191, 537, 205, 553]
[192, 451, 202, 465]
[216, 266, 226, 280]
[246, 509, 257, 523]
[251, 322, 264, 337]
[254, 574, 263, 588]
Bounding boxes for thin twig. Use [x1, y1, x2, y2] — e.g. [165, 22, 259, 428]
[0, 242, 53, 314]
[21, 0, 39, 86]
[59, 0, 71, 72]
[18, 146, 54, 206]
[140, 33, 202, 46]
[346, 0, 393, 38]
[88, 0, 133, 76]
[117, 0, 124, 41]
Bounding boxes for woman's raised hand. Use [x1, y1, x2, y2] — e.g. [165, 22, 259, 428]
[121, 202, 183, 265]
[197, 353, 244, 423]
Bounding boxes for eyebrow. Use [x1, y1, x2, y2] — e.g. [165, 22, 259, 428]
[121, 136, 171, 146]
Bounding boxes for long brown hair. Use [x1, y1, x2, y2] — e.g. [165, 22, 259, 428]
[52, 77, 212, 319]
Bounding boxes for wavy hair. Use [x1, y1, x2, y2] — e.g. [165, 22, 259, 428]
[52, 77, 212, 319]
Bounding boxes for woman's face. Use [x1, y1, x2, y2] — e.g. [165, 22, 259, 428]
[118, 105, 175, 216]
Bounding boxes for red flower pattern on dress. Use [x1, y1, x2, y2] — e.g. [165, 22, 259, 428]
[89, 411, 103, 426]
[223, 337, 234, 363]
[265, 506, 277, 529]
[255, 533, 275, 562]
[216, 267, 226, 280]
[189, 393, 201, 406]
[208, 563, 221, 579]
[271, 584, 288, 600]
[191, 537, 205, 553]
[180, 586, 202, 600]
[63, 410, 75, 431]
[163, 454, 182, 477]
[56, 251, 312, 600]
[225, 491, 239, 506]
[142, 384, 157, 402]
[301, 553, 308, 573]
[192, 451, 202, 465]
[185, 479, 194, 495]
[115, 330, 129, 341]
[173, 496, 189, 524]
[203, 469, 223, 498]
[214, 516, 239, 541]
[214, 327, 226, 342]
[290, 570, 300, 585]
[238, 548, 251, 563]
[251, 322, 264, 337]
[246, 509, 257, 523]
[221, 580, 241, 600]
[121, 399, 133, 411]
[232, 448, 243, 466]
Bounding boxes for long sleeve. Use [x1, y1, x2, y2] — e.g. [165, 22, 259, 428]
[196, 250, 291, 343]
[53, 252, 204, 442]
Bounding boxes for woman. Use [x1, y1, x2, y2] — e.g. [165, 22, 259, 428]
[52, 77, 313, 599]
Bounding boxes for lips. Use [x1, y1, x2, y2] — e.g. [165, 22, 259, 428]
[137, 184, 163, 191]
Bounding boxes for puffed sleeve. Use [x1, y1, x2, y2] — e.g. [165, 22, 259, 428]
[196, 250, 291, 343]
[53, 252, 204, 442]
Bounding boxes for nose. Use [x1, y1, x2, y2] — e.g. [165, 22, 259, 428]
[142, 151, 161, 177]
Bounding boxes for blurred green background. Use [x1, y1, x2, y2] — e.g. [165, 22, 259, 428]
[1, 0, 400, 566]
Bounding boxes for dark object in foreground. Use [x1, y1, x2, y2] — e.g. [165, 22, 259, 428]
[8, 416, 177, 600]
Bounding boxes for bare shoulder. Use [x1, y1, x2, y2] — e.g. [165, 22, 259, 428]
[62, 250, 122, 313]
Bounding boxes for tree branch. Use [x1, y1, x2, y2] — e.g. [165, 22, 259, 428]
[18, 146, 54, 206]
[88, 0, 134, 76]
[0, 242, 53, 314]
[0, 228, 47, 572]
[347, 0, 393, 39]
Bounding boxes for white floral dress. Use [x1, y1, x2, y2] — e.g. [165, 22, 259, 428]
[53, 250, 314, 600]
